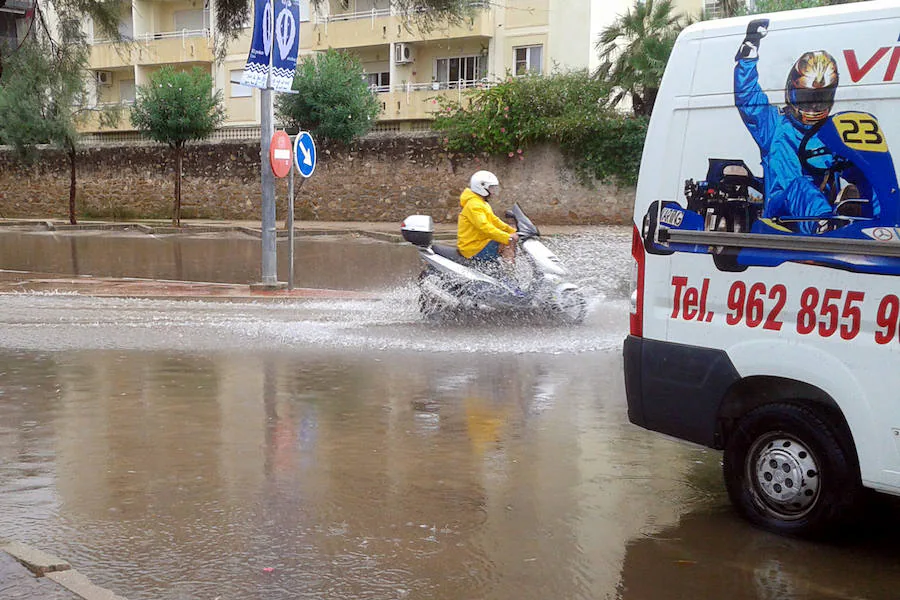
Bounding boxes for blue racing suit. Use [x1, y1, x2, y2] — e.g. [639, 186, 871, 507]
[734, 57, 833, 234]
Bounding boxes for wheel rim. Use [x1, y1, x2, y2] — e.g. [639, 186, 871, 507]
[746, 432, 821, 520]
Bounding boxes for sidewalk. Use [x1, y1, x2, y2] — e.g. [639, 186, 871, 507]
[0, 273, 380, 300]
[0, 217, 603, 239]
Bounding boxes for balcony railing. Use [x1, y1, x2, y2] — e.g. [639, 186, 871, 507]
[0, 0, 32, 14]
[135, 29, 210, 42]
[91, 29, 210, 45]
[368, 80, 489, 95]
[315, 7, 391, 24]
[395, 79, 489, 92]
[314, 1, 488, 25]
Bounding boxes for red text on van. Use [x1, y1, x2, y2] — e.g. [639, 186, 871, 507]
[843, 46, 900, 83]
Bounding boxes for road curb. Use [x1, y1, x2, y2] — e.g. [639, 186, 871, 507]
[3, 540, 71, 575]
[47, 569, 129, 600]
[2, 541, 128, 600]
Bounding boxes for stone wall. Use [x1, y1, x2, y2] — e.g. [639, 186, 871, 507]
[0, 136, 634, 225]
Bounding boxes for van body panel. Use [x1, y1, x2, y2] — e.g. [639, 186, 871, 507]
[627, 0, 900, 510]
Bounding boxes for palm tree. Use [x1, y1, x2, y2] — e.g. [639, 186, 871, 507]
[595, 0, 688, 117]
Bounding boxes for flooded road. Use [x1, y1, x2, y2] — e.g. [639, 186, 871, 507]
[1, 228, 899, 599]
[0, 228, 420, 290]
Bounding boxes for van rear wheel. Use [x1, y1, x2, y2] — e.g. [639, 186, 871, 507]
[723, 403, 860, 537]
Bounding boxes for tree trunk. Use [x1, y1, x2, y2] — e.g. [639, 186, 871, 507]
[644, 88, 659, 117]
[173, 144, 183, 227]
[68, 143, 77, 225]
[632, 93, 647, 117]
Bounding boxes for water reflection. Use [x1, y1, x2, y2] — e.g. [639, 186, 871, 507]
[3, 341, 894, 598]
[619, 506, 900, 599]
[0, 348, 705, 600]
[0, 230, 420, 290]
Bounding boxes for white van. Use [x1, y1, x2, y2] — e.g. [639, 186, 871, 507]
[625, 1, 900, 536]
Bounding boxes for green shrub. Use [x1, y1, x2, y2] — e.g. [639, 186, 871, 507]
[560, 114, 649, 187]
[431, 71, 648, 186]
[276, 49, 381, 145]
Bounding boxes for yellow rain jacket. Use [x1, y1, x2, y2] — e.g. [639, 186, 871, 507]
[457, 188, 516, 259]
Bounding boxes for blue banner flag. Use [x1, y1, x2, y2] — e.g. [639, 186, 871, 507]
[241, 0, 272, 88]
[271, 0, 300, 92]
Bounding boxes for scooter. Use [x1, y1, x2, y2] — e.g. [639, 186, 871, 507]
[401, 203, 586, 324]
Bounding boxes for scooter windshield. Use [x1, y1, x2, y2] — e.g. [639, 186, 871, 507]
[509, 203, 540, 237]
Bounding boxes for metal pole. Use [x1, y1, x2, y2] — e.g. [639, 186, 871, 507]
[257, 0, 277, 288]
[260, 91, 277, 286]
[287, 166, 295, 290]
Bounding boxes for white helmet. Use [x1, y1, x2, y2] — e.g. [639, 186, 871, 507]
[469, 170, 499, 197]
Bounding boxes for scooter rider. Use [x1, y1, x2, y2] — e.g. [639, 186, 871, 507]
[457, 170, 518, 263]
[734, 18, 848, 234]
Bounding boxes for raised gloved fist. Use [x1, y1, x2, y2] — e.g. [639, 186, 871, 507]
[735, 18, 770, 61]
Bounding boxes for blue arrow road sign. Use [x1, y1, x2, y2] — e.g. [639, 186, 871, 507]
[294, 131, 316, 178]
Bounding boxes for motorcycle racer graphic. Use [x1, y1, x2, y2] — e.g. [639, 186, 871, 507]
[734, 18, 879, 234]
[639, 17, 900, 275]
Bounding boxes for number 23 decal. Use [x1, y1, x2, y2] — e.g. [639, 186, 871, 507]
[835, 112, 888, 152]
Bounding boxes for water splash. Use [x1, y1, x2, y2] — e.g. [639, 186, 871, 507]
[0, 228, 630, 355]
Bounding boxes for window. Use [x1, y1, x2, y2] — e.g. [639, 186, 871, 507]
[356, 0, 390, 11]
[230, 69, 252, 98]
[364, 72, 390, 92]
[120, 80, 135, 104]
[514, 45, 543, 76]
[174, 9, 208, 32]
[298, 0, 310, 22]
[703, 0, 722, 18]
[435, 55, 486, 87]
[118, 6, 134, 39]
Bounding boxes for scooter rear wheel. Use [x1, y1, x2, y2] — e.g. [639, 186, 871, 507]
[417, 270, 454, 322]
[551, 288, 586, 325]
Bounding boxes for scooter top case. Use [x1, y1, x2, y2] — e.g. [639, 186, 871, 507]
[401, 215, 434, 248]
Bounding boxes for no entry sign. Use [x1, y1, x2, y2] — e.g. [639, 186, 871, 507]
[270, 130, 293, 178]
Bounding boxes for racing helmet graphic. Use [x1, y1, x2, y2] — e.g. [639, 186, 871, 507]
[784, 50, 839, 126]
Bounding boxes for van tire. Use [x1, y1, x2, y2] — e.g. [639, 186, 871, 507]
[723, 403, 861, 537]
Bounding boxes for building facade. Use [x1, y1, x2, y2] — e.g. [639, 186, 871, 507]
[80, 0, 704, 139]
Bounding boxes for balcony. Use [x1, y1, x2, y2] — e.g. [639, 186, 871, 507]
[90, 41, 136, 71]
[310, 7, 491, 50]
[90, 29, 213, 70]
[78, 104, 136, 135]
[1, 0, 32, 14]
[134, 29, 214, 65]
[377, 79, 488, 121]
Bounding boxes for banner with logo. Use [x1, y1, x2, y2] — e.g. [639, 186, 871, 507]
[240, 0, 272, 88]
[271, 0, 300, 92]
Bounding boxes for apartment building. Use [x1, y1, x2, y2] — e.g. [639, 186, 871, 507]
[81, 0, 704, 139]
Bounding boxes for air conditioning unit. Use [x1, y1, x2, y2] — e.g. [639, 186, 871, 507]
[394, 43, 413, 64]
[96, 71, 113, 86]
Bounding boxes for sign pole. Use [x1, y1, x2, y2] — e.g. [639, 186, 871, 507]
[287, 167, 294, 290]
[259, 62, 277, 285]
[241, 0, 299, 290]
